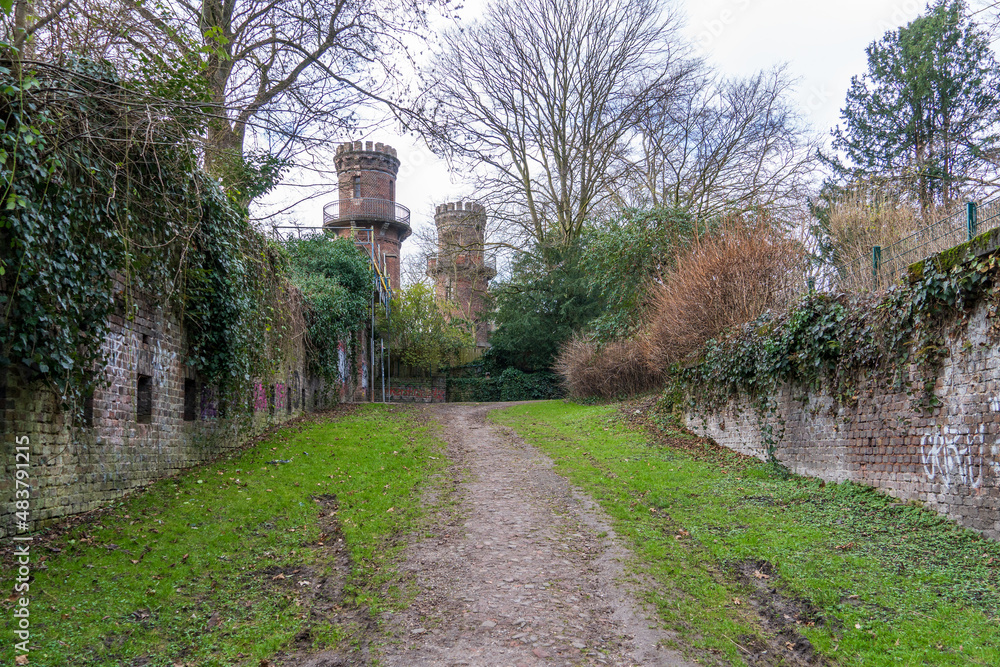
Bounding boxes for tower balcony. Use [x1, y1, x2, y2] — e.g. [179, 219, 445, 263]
[323, 198, 411, 228]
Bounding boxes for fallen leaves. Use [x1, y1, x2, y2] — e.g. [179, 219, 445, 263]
[753, 569, 770, 580]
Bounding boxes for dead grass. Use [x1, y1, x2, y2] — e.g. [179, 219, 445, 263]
[827, 182, 960, 291]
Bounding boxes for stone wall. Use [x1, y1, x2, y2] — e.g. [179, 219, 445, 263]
[685, 302, 1000, 538]
[0, 287, 353, 536]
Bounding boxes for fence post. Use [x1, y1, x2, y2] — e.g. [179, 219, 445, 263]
[872, 245, 882, 288]
[967, 201, 978, 241]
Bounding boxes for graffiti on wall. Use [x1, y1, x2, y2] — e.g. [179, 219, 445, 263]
[200, 384, 218, 420]
[337, 342, 348, 385]
[253, 382, 267, 412]
[275, 382, 287, 410]
[388, 384, 446, 403]
[922, 420, 1000, 491]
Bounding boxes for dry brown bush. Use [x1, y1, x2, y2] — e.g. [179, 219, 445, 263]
[646, 219, 804, 366]
[555, 335, 661, 399]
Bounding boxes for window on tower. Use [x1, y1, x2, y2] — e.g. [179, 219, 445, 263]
[389, 179, 395, 201]
[353, 175, 361, 198]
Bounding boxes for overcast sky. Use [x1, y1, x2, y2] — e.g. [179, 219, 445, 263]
[261, 0, 998, 261]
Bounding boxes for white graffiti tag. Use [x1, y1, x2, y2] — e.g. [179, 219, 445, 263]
[921, 425, 1000, 490]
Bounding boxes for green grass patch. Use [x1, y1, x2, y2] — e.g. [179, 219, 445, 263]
[493, 400, 1000, 666]
[4, 405, 446, 666]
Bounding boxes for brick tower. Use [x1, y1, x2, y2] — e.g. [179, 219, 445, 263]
[323, 141, 411, 289]
[427, 202, 496, 347]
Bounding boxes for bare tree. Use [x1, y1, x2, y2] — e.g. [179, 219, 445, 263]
[420, 0, 687, 249]
[10, 0, 449, 195]
[623, 65, 818, 223]
[131, 0, 451, 179]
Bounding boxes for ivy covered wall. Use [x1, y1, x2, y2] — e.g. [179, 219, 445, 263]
[0, 62, 370, 534]
[672, 240, 1000, 538]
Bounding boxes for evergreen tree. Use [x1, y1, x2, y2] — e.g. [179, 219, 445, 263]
[830, 0, 1000, 211]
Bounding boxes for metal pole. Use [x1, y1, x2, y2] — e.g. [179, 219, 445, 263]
[370, 229, 376, 403]
[386, 294, 390, 405]
[967, 201, 978, 241]
[872, 245, 881, 289]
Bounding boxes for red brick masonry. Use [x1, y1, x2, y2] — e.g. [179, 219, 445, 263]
[685, 304, 1000, 539]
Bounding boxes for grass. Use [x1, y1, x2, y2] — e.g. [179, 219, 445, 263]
[3, 404, 447, 666]
[492, 400, 1000, 666]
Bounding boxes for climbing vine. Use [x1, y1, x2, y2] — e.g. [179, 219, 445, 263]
[0, 59, 291, 412]
[283, 234, 373, 383]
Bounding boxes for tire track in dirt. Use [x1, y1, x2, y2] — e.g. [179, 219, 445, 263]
[375, 403, 697, 667]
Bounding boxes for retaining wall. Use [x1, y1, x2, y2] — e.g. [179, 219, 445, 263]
[389, 377, 447, 403]
[685, 302, 1000, 538]
[0, 288, 356, 536]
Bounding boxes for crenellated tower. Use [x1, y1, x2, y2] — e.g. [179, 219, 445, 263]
[427, 201, 496, 347]
[323, 141, 411, 290]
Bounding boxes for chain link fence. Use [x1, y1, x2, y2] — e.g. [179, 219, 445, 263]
[835, 197, 1000, 292]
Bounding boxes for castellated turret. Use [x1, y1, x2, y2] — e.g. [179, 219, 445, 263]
[427, 201, 496, 347]
[323, 141, 410, 290]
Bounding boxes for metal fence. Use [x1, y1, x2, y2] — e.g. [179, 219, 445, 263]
[837, 197, 1000, 292]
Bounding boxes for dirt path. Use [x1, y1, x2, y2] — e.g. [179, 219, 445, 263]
[374, 403, 697, 667]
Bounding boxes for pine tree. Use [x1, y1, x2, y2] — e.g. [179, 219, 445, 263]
[831, 0, 1000, 211]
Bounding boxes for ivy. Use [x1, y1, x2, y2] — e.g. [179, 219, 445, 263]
[284, 234, 373, 383]
[666, 254, 1000, 456]
[1, 59, 291, 415]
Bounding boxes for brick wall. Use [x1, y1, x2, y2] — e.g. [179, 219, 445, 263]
[684, 303, 1000, 538]
[0, 288, 354, 536]
[389, 377, 447, 403]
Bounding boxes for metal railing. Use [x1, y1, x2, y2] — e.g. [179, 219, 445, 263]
[322, 198, 410, 227]
[837, 196, 1000, 292]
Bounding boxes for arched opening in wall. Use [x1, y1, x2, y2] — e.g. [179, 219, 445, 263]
[389, 179, 395, 201]
[268, 384, 276, 416]
[353, 175, 361, 199]
[137, 374, 152, 424]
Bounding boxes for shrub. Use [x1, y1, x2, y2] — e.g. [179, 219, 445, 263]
[646, 218, 804, 367]
[447, 369, 562, 402]
[554, 335, 660, 399]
